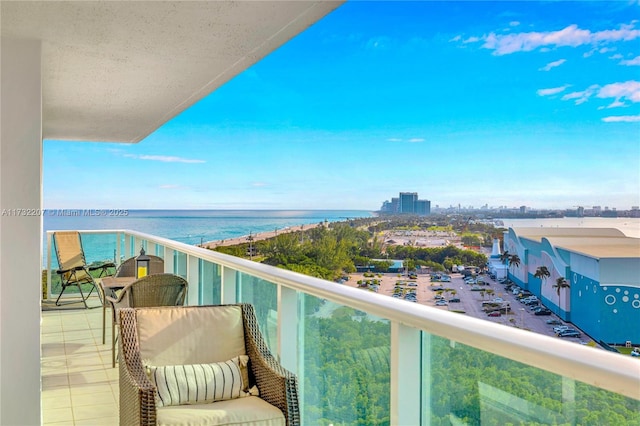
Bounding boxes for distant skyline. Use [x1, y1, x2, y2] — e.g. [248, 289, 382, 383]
[44, 1, 640, 210]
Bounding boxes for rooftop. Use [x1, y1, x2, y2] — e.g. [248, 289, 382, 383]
[513, 227, 640, 259]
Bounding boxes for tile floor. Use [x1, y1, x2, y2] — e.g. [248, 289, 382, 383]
[41, 302, 119, 425]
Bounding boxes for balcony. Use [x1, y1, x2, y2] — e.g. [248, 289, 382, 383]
[43, 230, 640, 425]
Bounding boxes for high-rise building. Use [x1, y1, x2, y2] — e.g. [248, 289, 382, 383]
[380, 192, 430, 215]
[416, 199, 431, 215]
[399, 192, 417, 214]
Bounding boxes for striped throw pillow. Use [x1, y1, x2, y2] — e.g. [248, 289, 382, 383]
[146, 355, 256, 407]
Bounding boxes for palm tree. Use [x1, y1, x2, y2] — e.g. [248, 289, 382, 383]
[553, 277, 571, 314]
[508, 254, 521, 280]
[499, 250, 510, 265]
[534, 266, 551, 283]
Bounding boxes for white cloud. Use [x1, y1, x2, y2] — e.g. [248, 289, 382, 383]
[599, 47, 616, 53]
[509, 21, 521, 27]
[620, 55, 640, 66]
[597, 81, 640, 103]
[366, 36, 391, 50]
[602, 114, 640, 122]
[387, 137, 425, 143]
[159, 184, 180, 189]
[609, 53, 624, 59]
[450, 35, 462, 42]
[561, 85, 599, 104]
[557, 81, 640, 107]
[125, 154, 205, 163]
[463, 36, 480, 44]
[537, 85, 569, 96]
[539, 59, 566, 71]
[605, 100, 627, 108]
[480, 23, 640, 55]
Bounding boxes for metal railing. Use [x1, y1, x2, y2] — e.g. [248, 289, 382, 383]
[45, 229, 640, 424]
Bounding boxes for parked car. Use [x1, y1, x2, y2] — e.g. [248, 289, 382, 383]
[558, 330, 581, 338]
[535, 309, 552, 316]
[546, 319, 562, 325]
[554, 325, 571, 333]
[470, 285, 482, 291]
[435, 300, 448, 306]
[487, 311, 501, 317]
[449, 298, 461, 303]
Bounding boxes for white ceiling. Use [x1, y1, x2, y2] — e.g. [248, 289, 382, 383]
[1, 1, 343, 143]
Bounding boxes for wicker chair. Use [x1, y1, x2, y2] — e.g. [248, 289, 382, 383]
[101, 255, 165, 344]
[105, 273, 187, 368]
[118, 304, 300, 426]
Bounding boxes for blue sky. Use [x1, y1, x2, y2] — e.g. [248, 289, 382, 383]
[44, 1, 640, 211]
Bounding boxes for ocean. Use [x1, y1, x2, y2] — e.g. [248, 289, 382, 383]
[43, 211, 638, 267]
[43, 209, 375, 265]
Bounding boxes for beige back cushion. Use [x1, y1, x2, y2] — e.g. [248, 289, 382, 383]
[136, 306, 246, 366]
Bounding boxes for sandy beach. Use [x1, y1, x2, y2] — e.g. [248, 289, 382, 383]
[201, 222, 323, 249]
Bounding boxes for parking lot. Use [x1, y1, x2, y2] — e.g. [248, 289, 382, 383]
[347, 271, 590, 344]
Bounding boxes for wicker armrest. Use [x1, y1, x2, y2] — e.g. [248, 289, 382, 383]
[119, 308, 157, 426]
[241, 304, 300, 426]
[249, 348, 300, 426]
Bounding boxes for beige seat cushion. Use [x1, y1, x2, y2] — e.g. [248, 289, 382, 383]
[157, 395, 285, 426]
[136, 305, 246, 366]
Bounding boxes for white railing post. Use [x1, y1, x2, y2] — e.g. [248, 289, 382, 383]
[133, 237, 143, 255]
[221, 266, 237, 304]
[187, 255, 199, 306]
[46, 232, 52, 300]
[277, 286, 298, 372]
[391, 322, 421, 426]
[164, 247, 175, 274]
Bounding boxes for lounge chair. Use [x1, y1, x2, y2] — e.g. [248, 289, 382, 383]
[52, 231, 115, 308]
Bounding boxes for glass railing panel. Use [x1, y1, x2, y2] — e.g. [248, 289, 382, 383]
[237, 272, 278, 352]
[173, 251, 187, 278]
[422, 333, 640, 425]
[199, 260, 221, 305]
[154, 244, 164, 258]
[300, 293, 391, 426]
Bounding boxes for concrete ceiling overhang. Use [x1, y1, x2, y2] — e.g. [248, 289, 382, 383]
[1, 1, 343, 143]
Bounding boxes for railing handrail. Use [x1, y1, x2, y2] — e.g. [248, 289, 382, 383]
[46, 229, 640, 400]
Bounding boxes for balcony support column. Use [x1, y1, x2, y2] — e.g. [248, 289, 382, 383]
[391, 322, 421, 426]
[0, 37, 42, 425]
[277, 286, 298, 372]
